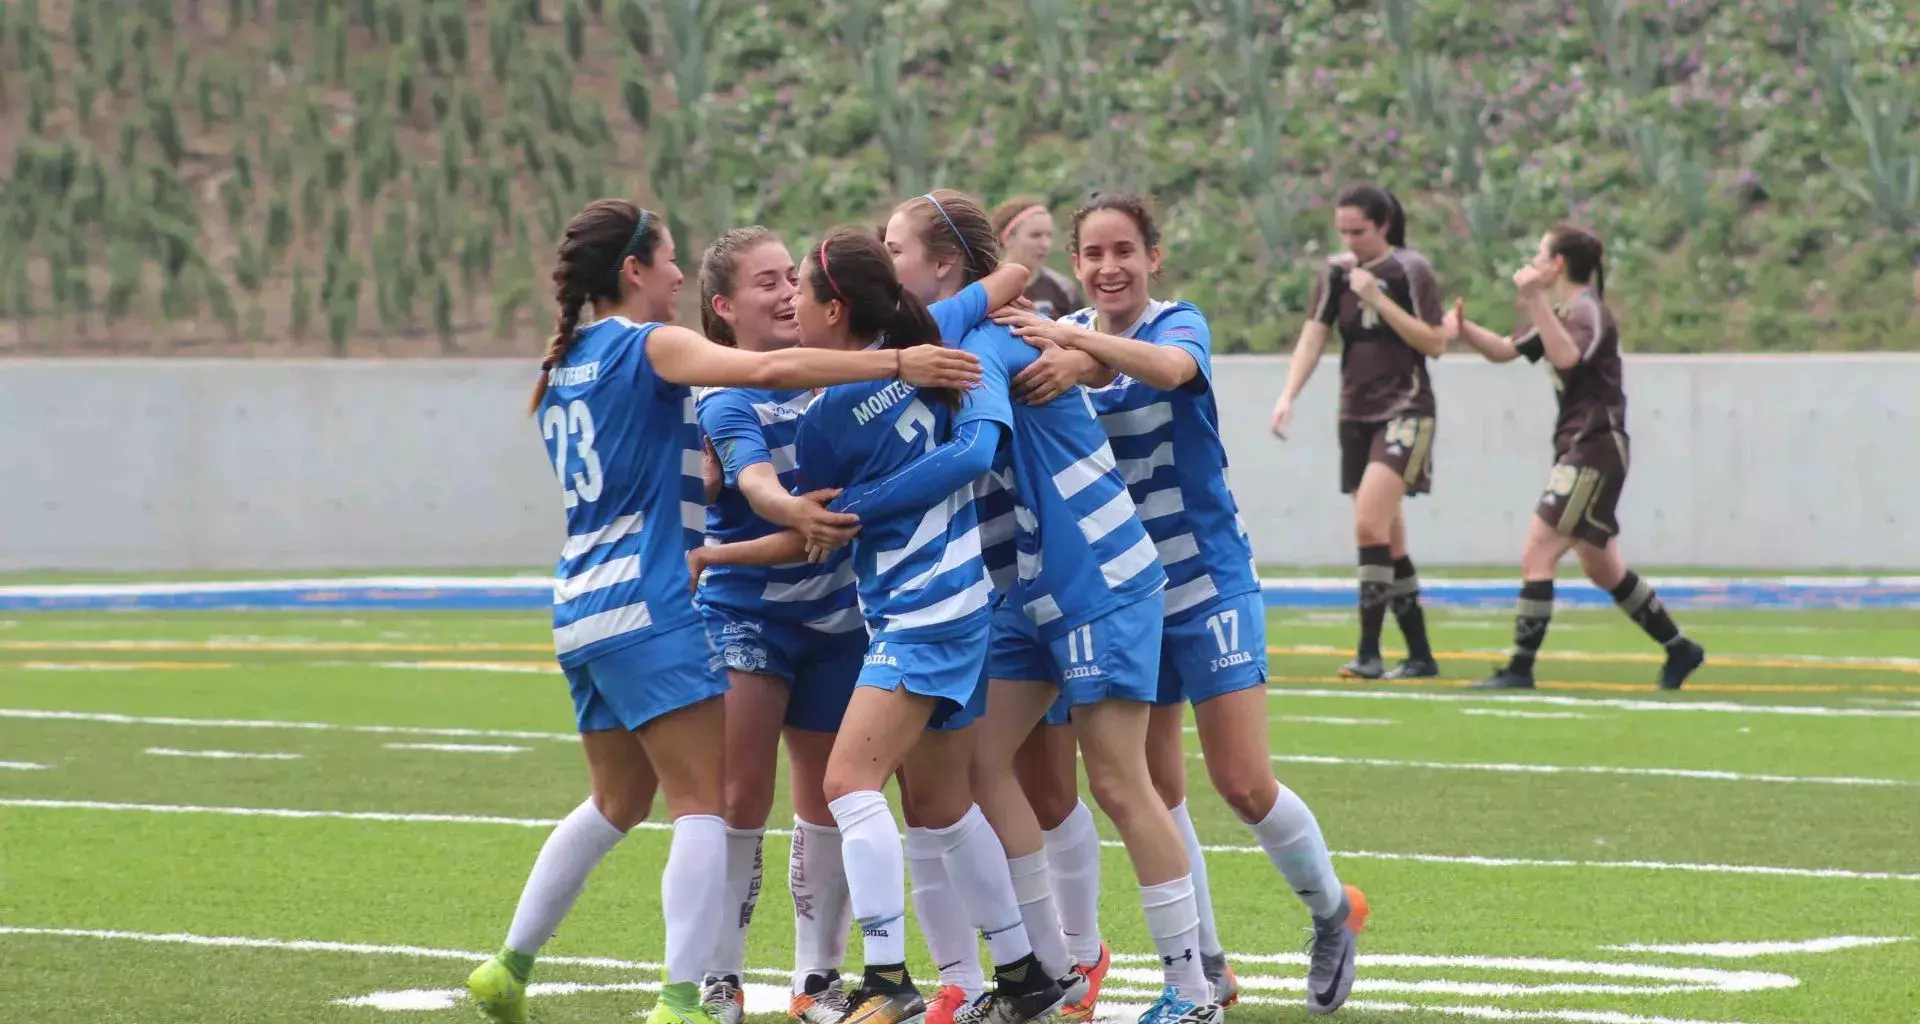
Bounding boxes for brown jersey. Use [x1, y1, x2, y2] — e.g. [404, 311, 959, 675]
[1515, 290, 1628, 459]
[1309, 249, 1443, 422]
[1025, 267, 1083, 321]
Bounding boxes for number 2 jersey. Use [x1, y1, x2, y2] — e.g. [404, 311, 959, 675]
[538, 317, 708, 666]
[934, 284, 1166, 639]
[1068, 300, 1260, 621]
[694, 385, 862, 635]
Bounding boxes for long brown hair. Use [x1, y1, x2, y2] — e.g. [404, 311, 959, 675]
[699, 226, 782, 347]
[1546, 223, 1606, 299]
[895, 189, 1000, 285]
[529, 199, 662, 412]
[1335, 183, 1407, 248]
[803, 228, 958, 415]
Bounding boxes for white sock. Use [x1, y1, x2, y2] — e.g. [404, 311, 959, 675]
[829, 791, 907, 967]
[790, 819, 852, 993]
[929, 805, 1036, 971]
[1169, 801, 1224, 957]
[715, 826, 764, 977]
[1246, 783, 1343, 919]
[662, 814, 729, 985]
[1007, 850, 1074, 980]
[907, 826, 986, 998]
[504, 798, 627, 955]
[1140, 875, 1208, 1003]
[1041, 800, 1104, 966]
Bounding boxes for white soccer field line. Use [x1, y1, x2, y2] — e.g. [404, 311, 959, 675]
[145, 747, 305, 761]
[1267, 688, 1920, 718]
[3, 797, 1917, 883]
[0, 925, 1816, 1024]
[1257, 753, 1916, 788]
[382, 742, 530, 754]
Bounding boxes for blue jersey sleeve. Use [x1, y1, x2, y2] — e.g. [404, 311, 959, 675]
[828, 420, 1005, 520]
[793, 398, 845, 494]
[929, 282, 990, 342]
[1154, 308, 1214, 393]
[955, 329, 1015, 431]
[696, 389, 773, 488]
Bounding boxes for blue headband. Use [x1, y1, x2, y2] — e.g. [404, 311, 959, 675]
[609, 209, 652, 287]
[922, 193, 974, 270]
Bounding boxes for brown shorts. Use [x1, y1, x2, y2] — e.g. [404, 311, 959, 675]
[1339, 415, 1434, 496]
[1535, 446, 1629, 547]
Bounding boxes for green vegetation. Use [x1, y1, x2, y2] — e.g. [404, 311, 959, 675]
[1, 0, 1917, 355]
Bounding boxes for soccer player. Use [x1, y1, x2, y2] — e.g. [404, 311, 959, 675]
[1003, 192, 1371, 1017]
[464, 200, 981, 1024]
[1442, 224, 1708, 691]
[991, 197, 1083, 318]
[692, 228, 1065, 1024]
[890, 190, 1218, 1024]
[1268, 185, 1445, 681]
[689, 227, 871, 1024]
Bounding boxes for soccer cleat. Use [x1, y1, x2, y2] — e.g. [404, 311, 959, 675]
[702, 973, 746, 1024]
[964, 975, 1064, 1024]
[791, 971, 854, 1024]
[1470, 667, 1535, 690]
[949, 991, 993, 1024]
[1338, 656, 1384, 680]
[1134, 986, 1224, 1024]
[924, 985, 974, 1024]
[1382, 657, 1440, 680]
[1306, 885, 1370, 1015]
[1658, 639, 1706, 690]
[1200, 951, 1238, 1009]
[1056, 942, 1110, 1022]
[467, 955, 530, 1024]
[842, 983, 926, 1024]
[649, 982, 727, 1024]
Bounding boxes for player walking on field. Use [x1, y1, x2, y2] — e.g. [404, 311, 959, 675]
[465, 200, 981, 1024]
[1443, 224, 1707, 691]
[888, 190, 1220, 1024]
[1001, 192, 1371, 1017]
[1269, 185, 1446, 681]
[693, 228, 1066, 1024]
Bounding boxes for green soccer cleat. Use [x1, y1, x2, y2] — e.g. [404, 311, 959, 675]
[468, 954, 531, 1024]
[649, 981, 728, 1024]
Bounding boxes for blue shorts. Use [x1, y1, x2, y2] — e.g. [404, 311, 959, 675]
[858, 619, 989, 733]
[700, 602, 866, 733]
[990, 592, 1165, 725]
[1155, 589, 1269, 707]
[563, 626, 728, 733]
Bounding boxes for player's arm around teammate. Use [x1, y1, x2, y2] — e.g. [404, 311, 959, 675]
[465, 201, 980, 1024]
[1443, 226, 1706, 692]
[1004, 193, 1369, 1017]
[1269, 185, 1443, 682]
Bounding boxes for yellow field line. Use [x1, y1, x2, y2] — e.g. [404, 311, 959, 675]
[1265, 644, 1920, 675]
[0, 640, 551, 653]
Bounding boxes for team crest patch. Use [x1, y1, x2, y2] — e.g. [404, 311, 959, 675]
[722, 641, 769, 672]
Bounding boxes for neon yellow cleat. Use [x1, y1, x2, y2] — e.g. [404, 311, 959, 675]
[467, 955, 531, 1024]
[648, 981, 727, 1024]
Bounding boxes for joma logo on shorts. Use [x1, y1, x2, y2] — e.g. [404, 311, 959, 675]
[1061, 665, 1104, 681]
[863, 642, 897, 669]
[1210, 651, 1254, 671]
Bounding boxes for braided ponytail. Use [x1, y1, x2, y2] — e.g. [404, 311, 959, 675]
[527, 199, 663, 413]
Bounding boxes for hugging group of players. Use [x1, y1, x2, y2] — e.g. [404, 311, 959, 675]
[464, 182, 1704, 1024]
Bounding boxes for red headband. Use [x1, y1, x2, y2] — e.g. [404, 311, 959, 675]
[817, 240, 847, 303]
[999, 205, 1048, 244]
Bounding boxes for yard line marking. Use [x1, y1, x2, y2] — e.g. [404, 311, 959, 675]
[1112, 952, 1793, 990]
[1252, 752, 1915, 788]
[1601, 936, 1912, 957]
[6, 797, 1915, 881]
[145, 748, 305, 761]
[13, 661, 236, 671]
[1462, 709, 1595, 720]
[383, 742, 529, 754]
[0, 707, 580, 743]
[1182, 714, 1395, 734]
[1266, 672, 1920, 696]
[1105, 965, 1725, 996]
[1267, 643, 1920, 675]
[0, 761, 50, 770]
[1266, 687, 1920, 718]
[1332, 1002, 1756, 1024]
[372, 661, 559, 675]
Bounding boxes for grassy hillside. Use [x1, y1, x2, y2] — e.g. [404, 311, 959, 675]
[1, 0, 1917, 357]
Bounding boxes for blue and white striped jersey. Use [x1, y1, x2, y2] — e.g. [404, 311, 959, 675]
[695, 385, 861, 635]
[934, 291, 1165, 638]
[794, 374, 992, 643]
[1071, 301, 1259, 621]
[538, 317, 708, 666]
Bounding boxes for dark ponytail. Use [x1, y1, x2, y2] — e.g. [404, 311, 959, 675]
[1546, 223, 1606, 299]
[897, 189, 1001, 285]
[1336, 183, 1406, 248]
[804, 228, 958, 414]
[530, 199, 663, 412]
